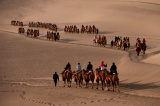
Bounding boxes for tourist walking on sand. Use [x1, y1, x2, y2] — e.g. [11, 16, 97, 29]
[53, 72, 59, 87]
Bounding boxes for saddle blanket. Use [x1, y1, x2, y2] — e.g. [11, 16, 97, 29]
[98, 71, 103, 75]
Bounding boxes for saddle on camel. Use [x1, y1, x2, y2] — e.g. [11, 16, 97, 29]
[95, 61, 108, 90]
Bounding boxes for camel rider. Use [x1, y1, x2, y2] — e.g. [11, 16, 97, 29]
[110, 62, 117, 74]
[99, 61, 107, 73]
[84, 62, 93, 75]
[98, 35, 101, 40]
[102, 35, 105, 41]
[63, 62, 71, 74]
[93, 25, 95, 29]
[142, 38, 146, 44]
[75, 63, 81, 73]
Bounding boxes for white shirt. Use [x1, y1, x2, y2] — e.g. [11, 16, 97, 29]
[77, 65, 81, 71]
[100, 66, 105, 70]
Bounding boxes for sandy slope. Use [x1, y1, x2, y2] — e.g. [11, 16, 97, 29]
[0, 0, 160, 106]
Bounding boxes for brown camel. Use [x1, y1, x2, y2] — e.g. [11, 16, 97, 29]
[140, 43, 147, 54]
[82, 69, 95, 89]
[95, 68, 108, 90]
[107, 73, 119, 92]
[61, 70, 72, 87]
[73, 70, 83, 88]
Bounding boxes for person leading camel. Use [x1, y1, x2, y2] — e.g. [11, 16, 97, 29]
[53, 72, 59, 87]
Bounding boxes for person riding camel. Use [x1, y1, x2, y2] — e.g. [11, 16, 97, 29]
[136, 37, 141, 46]
[102, 35, 105, 41]
[110, 62, 117, 74]
[142, 38, 146, 44]
[98, 35, 101, 41]
[84, 62, 93, 76]
[75, 63, 81, 73]
[99, 61, 107, 73]
[63, 62, 71, 75]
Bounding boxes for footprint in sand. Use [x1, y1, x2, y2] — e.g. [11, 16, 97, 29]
[90, 101, 94, 103]
[109, 98, 113, 100]
[48, 102, 52, 105]
[103, 99, 107, 101]
[97, 100, 101, 102]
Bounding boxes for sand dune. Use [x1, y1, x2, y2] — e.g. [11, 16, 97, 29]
[0, 0, 160, 106]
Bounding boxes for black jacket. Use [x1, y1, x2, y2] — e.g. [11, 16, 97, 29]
[87, 63, 93, 71]
[65, 63, 71, 70]
[110, 65, 117, 73]
[53, 74, 59, 81]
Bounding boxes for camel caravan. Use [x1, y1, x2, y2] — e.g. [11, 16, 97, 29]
[29, 22, 57, 32]
[93, 35, 107, 47]
[47, 31, 60, 41]
[64, 25, 99, 34]
[135, 38, 147, 56]
[61, 62, 119, 92]
[11, 20, 23, 26]
[27, 29, 39, 38]
[18, 27, 25, 34]
[111, 36, 130, 50]
[64, 25, 79, 33]
[81, 25, 99, 34]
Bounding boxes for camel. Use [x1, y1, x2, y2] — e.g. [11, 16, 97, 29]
[110, 73, 119, 92]
[61, 69, 72, 87]
[82, 69, 95, 88]
[95, 68, 109, 90]
[73, 70, 83, 88]
[136, 42, 141, 56]
[117, 40, 122, 49]
[140, 43, 147, 54]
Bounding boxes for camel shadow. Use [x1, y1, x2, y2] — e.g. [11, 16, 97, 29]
[120, 81, 160, 92]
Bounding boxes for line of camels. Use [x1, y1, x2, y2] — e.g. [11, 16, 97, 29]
[61, 69, 119, 92]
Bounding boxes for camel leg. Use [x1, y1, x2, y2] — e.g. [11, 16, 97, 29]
[64, 80, 66, 87]
[96, 78, 99, 89]
[76, 81, 77, 88]
[107, 80, 110, 91]
[79, 80, 81, 87]
[92, 81, 94, 89]
[80, 80, 82, 88]
[102, 81, 104, 90]
[85, 82, 87, 88]
[112, 82, 115, 92]
[69, 81, 71, 87]
[117, 80, 120, 92]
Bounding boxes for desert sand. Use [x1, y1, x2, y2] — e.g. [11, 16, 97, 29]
[0, 0, 160, 106]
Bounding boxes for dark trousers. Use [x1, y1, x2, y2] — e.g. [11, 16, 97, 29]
[54, 80, 57, 87]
